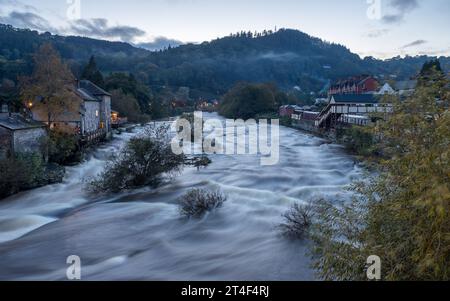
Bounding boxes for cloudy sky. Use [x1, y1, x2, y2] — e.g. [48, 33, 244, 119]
[0, 0, 449, 58]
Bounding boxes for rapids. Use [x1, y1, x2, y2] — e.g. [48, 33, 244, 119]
[0, 113, 363, 280]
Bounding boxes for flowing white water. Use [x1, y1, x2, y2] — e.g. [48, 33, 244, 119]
[0, 113, 363, 280]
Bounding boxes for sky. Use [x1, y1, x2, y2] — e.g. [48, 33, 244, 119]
[0, 0, 449, 58]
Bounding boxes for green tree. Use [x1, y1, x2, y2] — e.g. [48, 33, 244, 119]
[81, 56, 105, 87]
[219, 82, 277, 119]
[105, 73, 153, 115]
[110, 89, 148, 123]
[89, 125, 185, 193]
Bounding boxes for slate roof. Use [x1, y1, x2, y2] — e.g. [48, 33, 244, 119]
[331, 94, 379, 104]
[75, 88, 99, 102]
[79, 80, 111, 97]
[0, 114, 46, 130]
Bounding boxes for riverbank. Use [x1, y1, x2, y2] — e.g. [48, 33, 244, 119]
[0, 124, 138, 201]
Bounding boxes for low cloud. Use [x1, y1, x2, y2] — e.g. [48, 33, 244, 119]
[382, 0, 419, 24]
[69, 18, 146, 42]
[0, 11, 55, 32]
[256, 52, 299, 61]
[401, 39, 427, 49]
[136, 37, 183, 51]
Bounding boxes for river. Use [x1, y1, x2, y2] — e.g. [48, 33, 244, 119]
[0, 113, 363, 280]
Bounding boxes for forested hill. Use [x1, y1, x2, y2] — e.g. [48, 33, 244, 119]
[1, 24, 449, 95]
[145, 29, 450, 93]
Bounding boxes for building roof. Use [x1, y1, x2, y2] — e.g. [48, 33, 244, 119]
[331, 75, 376, 89]
[75, 88, 99, 102]
[0, 114, 46, 130]
[78, 80, 111, 97]
[331, 94, 379, 104]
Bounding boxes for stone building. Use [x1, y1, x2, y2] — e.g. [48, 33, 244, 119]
[0, 104, 47, 158]
[30, 80, 112, 139]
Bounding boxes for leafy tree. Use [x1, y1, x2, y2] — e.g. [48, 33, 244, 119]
[310, 65, 450, 281]
[0, 78, 20, 110]
[219, 82, 277, 119]
[81, 56, 104, 87]
[20, 43, 79, 125]
[110, 89, 148, 123]
[105, 73, 153, 115]
[89, 125, 185, 193]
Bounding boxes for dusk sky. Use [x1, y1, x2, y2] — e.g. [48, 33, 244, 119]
[0, 0, 449, 58]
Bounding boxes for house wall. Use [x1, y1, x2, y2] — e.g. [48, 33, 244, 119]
[99, 96, 112, 132]
[82, 101, 101, 134]
[362, 78, 379, 93]
[13, 127, 47, 154]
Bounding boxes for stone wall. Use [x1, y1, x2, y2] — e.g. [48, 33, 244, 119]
[291, 119, 319, 134]
[13, 127, 47, 154]
[83, 101, 101, 134]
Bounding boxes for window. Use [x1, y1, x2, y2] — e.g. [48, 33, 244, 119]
[95, 110, 99, 117]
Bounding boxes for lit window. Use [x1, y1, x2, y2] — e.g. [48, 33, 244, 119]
[95, 110, 99, 117]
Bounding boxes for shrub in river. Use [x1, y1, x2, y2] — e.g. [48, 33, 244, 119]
[279, 202, 314, 240]
[89, 125, 185, 193]
[179, 189, 227, 218]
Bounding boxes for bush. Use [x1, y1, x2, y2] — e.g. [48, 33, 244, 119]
[89, 125, 185, 193]
[279, 202, 314, 239]
[179, 189, 227, 218]
[110, 89, 150, 123]
[219, 83, 277, 119]
[0, 153, 46, 199]
[337, 126, 378, 157]
[47, 130, 81, 165]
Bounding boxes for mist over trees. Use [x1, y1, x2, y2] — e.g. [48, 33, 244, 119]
[1, 24, 449, 99]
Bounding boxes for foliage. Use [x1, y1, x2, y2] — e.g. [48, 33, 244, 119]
[110, 89, 149, 123]
[309, 197, 370, 281]
[105, 73, 153, 115]
[0, 153, 46, 199]
[81, 56, 104, 87]
[89, 125, 185, 193]
[47, 130, 81, 165]
[337, 126, 378, 157]
[0, 78, 20, 110]
[20, 43, 79, 124]
[179, 189, 227, 218]
[310, 66, 450, 281]
[219, 82, 277, 119]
